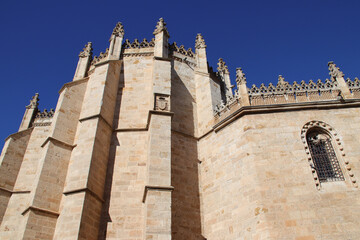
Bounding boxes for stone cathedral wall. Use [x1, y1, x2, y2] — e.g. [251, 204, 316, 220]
[198, 107, 360, 239]
[1, 18, 359, 240]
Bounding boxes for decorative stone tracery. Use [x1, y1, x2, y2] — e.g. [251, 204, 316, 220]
[36, 109, 55, 119]
[169, 42, 194, 58]
[91, 48, 109, 65]
[300, 120, 357, 190]
[123, 38, 155, 49]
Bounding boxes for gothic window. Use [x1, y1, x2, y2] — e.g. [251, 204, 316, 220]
[306, 130, 344, 182]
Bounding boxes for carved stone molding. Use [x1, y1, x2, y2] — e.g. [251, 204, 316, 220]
[33, 122, 52, 127]
[122, 52, 154, 58]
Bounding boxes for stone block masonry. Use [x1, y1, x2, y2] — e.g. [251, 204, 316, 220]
[0, 17, 360, 240]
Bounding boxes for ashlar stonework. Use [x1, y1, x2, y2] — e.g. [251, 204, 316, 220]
[0, 18, 360, 240]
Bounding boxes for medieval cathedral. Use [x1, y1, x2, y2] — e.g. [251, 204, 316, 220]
[0, 18, 359, 240]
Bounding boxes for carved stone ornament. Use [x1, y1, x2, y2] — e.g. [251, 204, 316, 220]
[27, 93, 39, 109]
[169, 42, 194, 57]
[195, 33, 206, 49]
[154, 94, 170, 111]
[328, 61, 344, 79]
[153, 18, 170, 37]
[217, 58, 229, 74]
[236, 67, 246, 85]
[79, 42, 93, 58]
[112, 22, 125, 37]
[91, 48, 109, 65]
[278, 75, 285, 85]
[36, 108, 55, 119]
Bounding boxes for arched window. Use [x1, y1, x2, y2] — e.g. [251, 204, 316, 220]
[306, 129, 344, 182]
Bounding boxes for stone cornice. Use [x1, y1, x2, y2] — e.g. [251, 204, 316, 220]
[194, 70, 209, 77]
[153, 56, 172, 62]
[33, 122, 52, 127]
[122, 52, 153, 57]
[213, 99, 360, 133]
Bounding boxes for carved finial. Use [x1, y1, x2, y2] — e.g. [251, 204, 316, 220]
[328, 61, 344, 79]
[111, 22, 124, 37]
[236, 67, 246, 85]
[278, 75, 285, 84]
[195, 33, 206, 49]
[153, 18, 170, 37]
[27, 93, 39, 109]
[217, 58, 229, 73]
[79, 42, 93, 57]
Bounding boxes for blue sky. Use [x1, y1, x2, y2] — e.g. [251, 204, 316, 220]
[0, 0, 359, 143]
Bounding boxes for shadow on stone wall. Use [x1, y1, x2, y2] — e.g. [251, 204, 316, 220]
[98, 64, 124, 240]
[171, 66, 204, 239]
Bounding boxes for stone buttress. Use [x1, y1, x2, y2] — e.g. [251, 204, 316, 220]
[53, 23, 124, 239]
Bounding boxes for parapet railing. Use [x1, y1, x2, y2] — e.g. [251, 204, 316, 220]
[214, 77, 360, 119]
[248, 78, 340, 106]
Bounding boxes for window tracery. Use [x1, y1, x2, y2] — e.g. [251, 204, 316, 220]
[307, 131, 344, 182]
[300, 120, 358, 189]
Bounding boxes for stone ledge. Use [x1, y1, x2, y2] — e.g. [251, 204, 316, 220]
[194, 70, 210, 77]
[79, 113, 113, 130]
[142, 185, 174, 203]
[63, 187, 104, 203]
[115, 110, 173, 133]
[0, 186, 30, 194]
[58, 77, 89, 94]
[41, 136, 75, 149]
[93, 59, 122, 67]
[153, 56, 172, 62]
[21, 205, 59, 217]
[114, 127, 148, 132]
[4, 127, 33, 142]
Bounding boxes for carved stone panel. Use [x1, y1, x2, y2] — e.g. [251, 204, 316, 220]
[154, 93, 170, 111]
